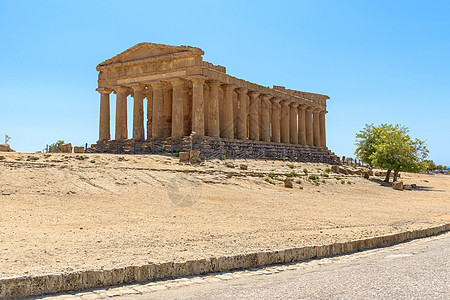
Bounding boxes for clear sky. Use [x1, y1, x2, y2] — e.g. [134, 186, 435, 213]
[1, 0, 449, 166]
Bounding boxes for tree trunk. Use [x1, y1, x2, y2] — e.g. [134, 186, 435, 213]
[384, 169, 391, 182]
[393, 170, 399, 182]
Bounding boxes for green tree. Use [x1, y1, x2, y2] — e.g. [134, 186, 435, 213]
[355, 124, 428, 182]
[48, 140, 64, 153]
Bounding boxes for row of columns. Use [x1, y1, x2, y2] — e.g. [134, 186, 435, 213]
[98, 78, 327, 147]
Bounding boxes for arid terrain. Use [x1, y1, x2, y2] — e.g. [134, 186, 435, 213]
[0, 152, 449, 279]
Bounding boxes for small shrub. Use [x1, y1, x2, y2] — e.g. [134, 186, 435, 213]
[287, 163, 295, 169]
[341, 180, 345, 184]
[29, 156, 39, 161]
[285, 171, 299, 178]
[265, 178, 276, 185]
[325, 168, 332, 173]
[76, 156, 86, 161]
[221, 154, 226, 160]
[321, 173, 329, 178]
[347, 181, 351, 184]
[335, 176, 342, 180]
[90, 160, 95, 163]
[309, 174, 318, 180]
[303, 168, 308, 174]
[296, 180, 302, 184]
[269, 172, 276, 179]
[275, 176, 283, 181]
[322, 180, 326, 183]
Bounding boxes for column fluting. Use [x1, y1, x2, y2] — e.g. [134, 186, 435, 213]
[132, 85, 145, 140]
[170, 79, 185, 138]
[207, 80, 221, 137]
[298, 105, 307, 145]
[115, 87, 129, 140]
[150, 81, 165, 138]
[248, 91, 260, 141]
[305, 107, 313, 145]
[260, 94, 271, 142]
[319, 110, 327, 147]
[270, 98, 281, 143]
[98, 88, 111, 141]
[221, 84, 235, 139]
[289, 103, 298, 144]
[236, 88, 249, 139]
[191, 77, 205, 136]
[280, 100, 290, 143]
[313, 109, 321, 147]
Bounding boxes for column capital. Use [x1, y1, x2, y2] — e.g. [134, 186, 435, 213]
[260, 94, 271, 101]
[113, 86, 131, 95]
[149, 81, 165, 89]
[221, 83, 236, 90]
[96, 87, 112, 94]
[305, 106, 314, 112]
[319, 110, 328, 115]
[169, 78, 186, 87]
[248, 91, 260, 98]
[288, 102, 297, 108]
[129, 84, 146, 93]
[312, 108, 321, 113]
[236, 87, 249, 95]
[298, 104, 306, 110]
[280, 99, 290, 106]
[189, 76, 206, 84]
[270, 97, 281, 104]
[206, 79, 221, 87]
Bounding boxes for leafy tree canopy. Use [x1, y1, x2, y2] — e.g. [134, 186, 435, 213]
[48, 140, 64, 153]
[355, 124, 428, 181]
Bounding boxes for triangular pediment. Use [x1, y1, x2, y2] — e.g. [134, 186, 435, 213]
[98, 42, 203, 67]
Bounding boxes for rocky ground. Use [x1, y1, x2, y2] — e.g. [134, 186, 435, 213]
[0, 152, 449, 278]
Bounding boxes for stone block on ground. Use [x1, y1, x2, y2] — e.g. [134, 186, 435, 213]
[73, 146, 85, 153]
[404, 185, 413, 191]
[178, 152, 189, 162]
[331, 165, 339, 173]
[284, 179, 293, 188]
[362, 171, 370, 179]
[61, 143, 72, 153]
[338, 167, 348, 175]
[411, 184, 417, 189]
[240, 164, 248, 170]
[392, 181, 404, 191]
[189, 150, 201, 163]
[0, 144, 14, 152]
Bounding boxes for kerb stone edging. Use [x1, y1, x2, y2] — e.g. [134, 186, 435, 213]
[1, 223, 449, 299]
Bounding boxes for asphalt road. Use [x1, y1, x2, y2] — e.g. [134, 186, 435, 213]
[124, 232, 450, 300]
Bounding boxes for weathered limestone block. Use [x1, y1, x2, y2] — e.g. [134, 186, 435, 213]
[61, 143, 72, 153]
[0, 144, 14, 152]
[362, 171, 370, 179]
[411, 183, 417, 189]
[178, 152, 189, 162]
[73, 146, 85, 153]
[240, 164, 248, 170]
[331, 165, 339, 173]
[392, 181, 404, 191]
[404, 185, 413, 191]
[284, 178, 293, 188]
[338, 167, 348, 175]
[189, 150, 201, 163]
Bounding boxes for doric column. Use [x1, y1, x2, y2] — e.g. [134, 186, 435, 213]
[236, 88, 248, 139]
[115, 87, 130, 140]
[207, 80, 220, 137]
[163, 85, 172, 137]
[320, 110, 327, 148]
[298, 104, 307, 145]
[260, 94, 271, 142]
[305, 107, 313, 145]
[289, 103, 298, 144]
[131, 85, 145, 140]
[280, 100, 290, 143]
[170, 78, 185, 138]
[150, 81, 165, 138]
[191, 77, 205, 136]
[270, 98, 281, 143]
[248, 91, 260, 141]
[146, 87, 152, 139]
[313, 109, 321, 147]
[221, 84, 235, 139]
[97, 88, 111, 141]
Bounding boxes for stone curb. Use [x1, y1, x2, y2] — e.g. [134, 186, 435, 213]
[1, 223, 449, 299]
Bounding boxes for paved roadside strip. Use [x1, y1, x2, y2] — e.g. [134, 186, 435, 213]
[1, 223, 449, 299]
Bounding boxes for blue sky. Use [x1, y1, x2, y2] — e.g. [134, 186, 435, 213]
[1, 0, 449, 166]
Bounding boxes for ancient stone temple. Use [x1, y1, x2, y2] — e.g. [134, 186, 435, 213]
[91, 42, 338, 162]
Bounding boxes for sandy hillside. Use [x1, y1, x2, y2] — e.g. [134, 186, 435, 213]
[0, 152, 449, 278]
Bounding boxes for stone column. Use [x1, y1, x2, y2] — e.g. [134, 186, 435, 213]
[313, 109, 321, 147]
[131, 85, 145, 140]
[236, 88, 248, 139]
[97, 88, 111, 141]
[191, 77, 205, 136]
[305, 107, 313, 145]
[163, 86, 172, 137]
[270, 98, 281, 143]
[289, 103, 298, 144]
[146, 87, 152, 140]
[248, 91, 260, 141]
[298, 105, 307, 145]
[150, 81, 165, 138]
[207, 80, 220, 137]
[221, 84, 235, 139]
[260, 94, 271, 142]
[115, 87, 129, 140]
[170, 78, 185, 138]
[280, 100, 290, 143]
[320, 110, 327, 148]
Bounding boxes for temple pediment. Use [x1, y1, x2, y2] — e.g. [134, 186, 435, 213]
[98, 42, 203, 67]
